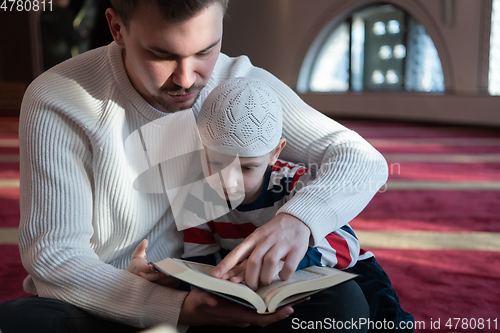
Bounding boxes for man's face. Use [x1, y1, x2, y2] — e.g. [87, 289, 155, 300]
[109, 3, 224, 113]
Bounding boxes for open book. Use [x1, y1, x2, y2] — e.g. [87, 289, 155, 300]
[152, 258, 356, 314]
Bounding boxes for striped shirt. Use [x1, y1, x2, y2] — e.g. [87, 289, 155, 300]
[183, 160, 363, 269]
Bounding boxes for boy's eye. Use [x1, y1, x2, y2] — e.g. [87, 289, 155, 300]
[241, 166, 253, 171]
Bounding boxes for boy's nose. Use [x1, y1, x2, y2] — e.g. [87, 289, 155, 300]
[222, 166, 241, 192]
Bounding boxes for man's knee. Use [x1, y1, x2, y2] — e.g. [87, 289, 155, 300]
[0, 296, 142, 333]
[309, 280, 369, 322]
[0, 297, 82, 333]
[270, 281, 369, 333]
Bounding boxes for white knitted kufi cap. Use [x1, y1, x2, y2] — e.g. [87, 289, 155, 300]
[197, 77, 283, 157]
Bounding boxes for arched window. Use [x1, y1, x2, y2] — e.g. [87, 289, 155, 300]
[297, 4, 445, 93]
[489, 0, 500, 95]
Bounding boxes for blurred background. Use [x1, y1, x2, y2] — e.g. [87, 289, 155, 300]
[2, 0, 499, 124]
[0, 1, 499, 332]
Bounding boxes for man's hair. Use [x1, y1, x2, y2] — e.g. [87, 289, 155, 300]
[110, 0, 229, 27]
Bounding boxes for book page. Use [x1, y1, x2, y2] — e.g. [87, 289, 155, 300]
[179, 260, 215, 276]
[174, 259, 253, 290]
[255, 267, 342, 305]
[164, 258, 268, 312]
[177, 259, 340, 302]
[171, 259, 351, 312]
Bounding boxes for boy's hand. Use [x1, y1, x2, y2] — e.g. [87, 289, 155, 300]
[127, 239, 168, 283]
[222, 259, 285, 284]
[220, 259, 248, 284]
[211, 213, 310, 290]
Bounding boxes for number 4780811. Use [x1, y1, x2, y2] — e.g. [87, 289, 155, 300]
[445, 318, 498, 331]
[0, 0, 53, 12]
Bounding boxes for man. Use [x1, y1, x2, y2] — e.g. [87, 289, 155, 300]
[0, 0, 388, 332]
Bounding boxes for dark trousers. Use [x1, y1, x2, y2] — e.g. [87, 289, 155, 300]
[346, 256, 415, 333]
[0, 280, 368, 333]
[0, 296, 141, 333]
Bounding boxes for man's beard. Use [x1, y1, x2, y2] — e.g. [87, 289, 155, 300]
[154, 84, 204, 113]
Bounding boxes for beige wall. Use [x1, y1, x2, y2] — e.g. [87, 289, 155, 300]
[221, 0, 500, 126]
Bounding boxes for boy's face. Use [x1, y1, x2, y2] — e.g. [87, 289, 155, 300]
[201, 148, 274, 204]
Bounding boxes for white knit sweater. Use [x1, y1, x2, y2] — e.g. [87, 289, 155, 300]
[18, 42, 388, 330]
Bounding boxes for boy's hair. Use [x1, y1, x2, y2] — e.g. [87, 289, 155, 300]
[110, 0, 229, 28]
[197, 77, 283, 158]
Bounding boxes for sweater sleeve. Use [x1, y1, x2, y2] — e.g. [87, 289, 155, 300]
[276, 163, 360, 269]
[18, 87, 188, 330]
[211, 55, 389, 245]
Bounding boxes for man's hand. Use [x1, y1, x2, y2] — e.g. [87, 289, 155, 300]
[211, 213, 311, 290]
[178, 288, 294, 327]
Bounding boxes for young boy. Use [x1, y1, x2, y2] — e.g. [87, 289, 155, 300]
[128, 77, 362, 283]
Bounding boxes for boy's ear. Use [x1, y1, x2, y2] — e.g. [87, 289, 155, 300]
[269, 138, 287, 165]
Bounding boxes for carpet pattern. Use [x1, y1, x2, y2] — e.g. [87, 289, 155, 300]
[1, 117, 499, 332]
[0, 118, 30, 302]
[344, 121, 500, 333]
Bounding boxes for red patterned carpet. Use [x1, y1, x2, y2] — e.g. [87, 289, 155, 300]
[1, 117, 499, 332]
[344, 120, 500, 333]
[0, 118, 30, 301]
